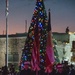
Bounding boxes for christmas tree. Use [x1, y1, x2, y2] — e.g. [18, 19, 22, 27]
[20, 0, 48, 70]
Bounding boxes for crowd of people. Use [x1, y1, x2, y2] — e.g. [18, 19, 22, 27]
[0, 64, 18, 75]
[0, 61, 75, 75]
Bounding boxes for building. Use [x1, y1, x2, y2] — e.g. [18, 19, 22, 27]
[0, 33, 27, 68]
[0, 32, 75, 68]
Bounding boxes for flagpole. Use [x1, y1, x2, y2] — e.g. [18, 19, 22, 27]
[6, 0, 9, 66]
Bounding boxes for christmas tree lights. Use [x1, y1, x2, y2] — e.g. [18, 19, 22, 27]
[20, 0, 48, 70]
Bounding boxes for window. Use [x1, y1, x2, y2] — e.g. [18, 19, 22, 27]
[8, 52, 19, 63]
[13, 54, 19, 62]
[8, 54, 13, 62]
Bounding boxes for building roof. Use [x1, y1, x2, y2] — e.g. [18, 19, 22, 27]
[0, 33, 27, 38]
[0, 32, 69, 43]
[53, 32, 69, 43]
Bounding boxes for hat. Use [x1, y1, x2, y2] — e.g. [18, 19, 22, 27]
[24, 61, 30, 65]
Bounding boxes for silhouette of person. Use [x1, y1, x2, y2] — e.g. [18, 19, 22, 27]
[20, 61, 32, 75]
[66, 27, 69, 34]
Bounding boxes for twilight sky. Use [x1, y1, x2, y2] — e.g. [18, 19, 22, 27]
[0, 0, 75, 34]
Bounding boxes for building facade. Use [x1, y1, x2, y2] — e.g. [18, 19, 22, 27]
[0, 33, 27, 68]
[0, 32, 75, 68]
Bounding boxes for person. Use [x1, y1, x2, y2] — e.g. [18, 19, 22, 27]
[9, 64, 16, 75]
[63, 61, 69, 75]
[66, 26, 69, 34]
[68, 64, 75, 75]
[20, 61, 32, 75]
[2, 66, 9, 75]
[39, 68, 45, 75]
[0, 68, 2, 75]
[51, 64, 57, 75]
[55, 63, 64, 75]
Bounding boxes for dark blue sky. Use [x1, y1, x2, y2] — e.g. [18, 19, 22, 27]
[0, 0, 75, 34]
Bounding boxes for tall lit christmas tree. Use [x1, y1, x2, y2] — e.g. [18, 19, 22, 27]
[20, 0, 48, 70]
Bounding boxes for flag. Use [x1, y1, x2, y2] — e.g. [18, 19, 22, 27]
[6, 0, 9, 7]
[45, 9, 55, 73]
[31, 18, 40, 71]
[31, 40, 40, 71]
[6, 0, 9, 16]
